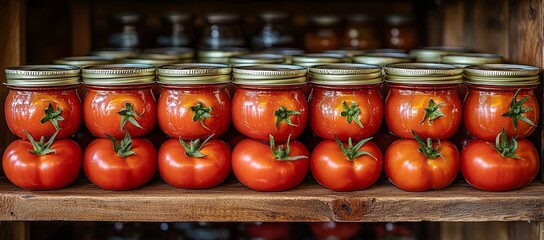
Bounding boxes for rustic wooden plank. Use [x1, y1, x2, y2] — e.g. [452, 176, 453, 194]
[1, 178, 544, 222]
[442, 0, 465, 46]
[70, 0, 91, 55]
[463, 0, 509, 55]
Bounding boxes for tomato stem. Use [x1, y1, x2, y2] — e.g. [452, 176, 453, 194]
[420, 99, 445, 125]
[269, 134, 307, 161]
[118, 102, 144, 131]
[501, 89, 536, 130]
[25, 130, 58, 155]
[334, 135, 376, 161]
[190, 102, 212, 131]
[340, 101, 364, 128]
[411, 130, 444, 160]
[274, 106, 301, 128]
[106, 132, 136, 158]
[179, 134, 215, 158]
[40, 103, 64, 131]
[490, 128, 523, 160]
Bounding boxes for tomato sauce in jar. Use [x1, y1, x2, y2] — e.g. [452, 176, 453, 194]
[82, 64, 157, 139]
[232, 64, 308, 142]
[4, 65, 82, 140]
[309, 63, 383, 141]
[384, 63, 463, 139]
[157, 63, 232, 139]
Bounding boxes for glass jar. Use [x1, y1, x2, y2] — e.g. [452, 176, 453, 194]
[343, 14, 380, 49]
[323, 49, 366, 58]
[156, 12, 193, 47]
[4, 65, 82, 140]
[309, 63, 383, 141]
[82, 64, 157, 139]
[261, 47, 304, 64]
[252, 11, 295, 50]
[463, 64, 540, 141]
[292, 53, 348, 67]
[352, 52, 413, 67]
[91, 48, 141, 62]
[384, 15, 417, 51]
[197, 47, 249, 63]
[232, 65, 308, 142]
[384, 63, 463, 139]
[124, 53, 183, 66]
[201, 13, 245, 49]
[310, 222, 361, 240]
[144, 47, 195, 63]
[54, 56, 116, 99]
[157, 63, 231, 139]
[108, 12, 143, 49]
[228, 53, 286, 67]
[305, 15, 342, 53]
[409, 46, 469, 63]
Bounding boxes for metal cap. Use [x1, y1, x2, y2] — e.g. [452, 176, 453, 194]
[54, 56, 115, 68]
[124, 54, 183, 66]
[233, 64, 307, 86]
[91, 48, 141, 60]
[5, 65, 81, 87]
[228, 54, 286, 67]
[143, 47, 195, 59]
[82, 64, 156, 85]
[292, 53, 349, 67]
[324, 49, 367, 57]
[441, 53, 502, 67]
[309, 63, 382, 85]
[410, 46, 469, 63]
[353, 52, 414, 66]
[464, 64, 540, 86]
[198, 47, 250, 63]
[385, 63, 463, 84]
[261, 48, 304, 56]
[157, 63, 231, 84]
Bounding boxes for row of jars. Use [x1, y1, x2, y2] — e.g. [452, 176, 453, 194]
[102, 11, 418, 51]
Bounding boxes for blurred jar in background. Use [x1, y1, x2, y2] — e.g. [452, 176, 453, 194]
[252, 12, 295, 50]
[184, 222, 232, 240]
[156, 12, 193, 47]
[261, 47, 304, 64]
[144, 47, 195, 62]
[343, 14, 380, 49]
[198, 47, 249, 63]
[201, 13, 245, 49]
[375, 222, 418, 240]
[99, 222, 143, 240]
[241, 222, 291, 240]
[310, 222, 361, 240]
[91, 48, 141, 62]
[384, 15, 417, 51]
[108, 12, 144, 49]
[142, 223, 183, 240]
[305, 15, 342, 53]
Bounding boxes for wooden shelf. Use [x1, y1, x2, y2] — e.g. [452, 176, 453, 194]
[1, 177, 543, 222]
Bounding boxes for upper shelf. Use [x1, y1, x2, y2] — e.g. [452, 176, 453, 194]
[1, 177, 543, 222]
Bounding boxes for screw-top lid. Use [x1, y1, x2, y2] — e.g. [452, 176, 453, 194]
[384, 63, 463, 84]
[233, 64, 307, 86]
[464, 64, 540, 86]
[309, 63, 382, 85]
[157, 63, 231, 85]
[353, 52, 414, 66]
[228, 54, 286, 67]
[410, 46, 469, 63]
[324, 49, 367, 57]
[124, 53, 183, 66]
[54, 56, 115, 68]
[441, 53, 502, 67]
[82, 64, 156, 85]
[198, 47, 250, 63]
[5, 65, 81, 87]
[143, 47, 195, 60]
[261, 48, 304, 56]
[292, 53, 349, 67]
[91, 48, 141, 60]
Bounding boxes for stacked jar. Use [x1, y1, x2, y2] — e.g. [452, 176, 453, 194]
[3, 65, 83, 190]
[231, 65, 310, 191]
[461, 64, 540, 191]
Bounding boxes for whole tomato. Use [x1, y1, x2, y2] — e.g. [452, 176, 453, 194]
[5, 88, 82, 140]
[311, 137, 382, 191]
[461, 129, 538, 191]
[158, 135, 231, 189]
[385, 131, 459, 191]
[464, 88, 539, 141]
[157, 86, 231, 139]
[84, 133, 157, 190]
[385, 85, 462, 139]
[3, 131, 82, 190]
[83, 86, 156, 139]
[310, 222, 361, 240]
[232, 135, 309, 191]
[232, 86, 308, 143]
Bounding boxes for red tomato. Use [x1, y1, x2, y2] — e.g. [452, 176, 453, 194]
[311, 137, 382, 191]
[385, 132, 459, 191]
[2, 131, 82, 190]
[232, 136, 309, 191]
[158, 136, 231, 189]
[84, 133, 157, 190]
[310, 222, 361, 240]
[461, 131, 538, 191]
[83, 86, 156, 139]
[232, 87, 308, 143]
[243, 222, 291, 240]
[157, 86, 231, 139]
[464, 88, 539, 141]
[5, 88, 82, 140]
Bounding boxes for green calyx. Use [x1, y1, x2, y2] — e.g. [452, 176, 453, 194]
[25, 130, 58, 156]
[274, 106, 301, 128]
[190, 102, 212, 130]
[420, 99, 445, 125]
[501, 89, 536, 130]
[334, 135, 376, 161]
[340, 101, 364, 128]
[179, 134, 214, 158]
[118, 102, 144, 131]
[106, 132, 136, 158]
[269, 134, 307, 161]
[41, 103, 64, 131]
[412, 130, 444, 160]
[491, 128, 522, 159]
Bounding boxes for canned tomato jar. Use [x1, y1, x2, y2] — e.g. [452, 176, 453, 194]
[384, 63, 463, 139]
[309, 63, 383, 141]
[4, 65, 82, 140]
[463, 64, 540, 141]
[232, 64, 308, 142]
[157, 63, 232, 139]
[82, 64, 157, 139]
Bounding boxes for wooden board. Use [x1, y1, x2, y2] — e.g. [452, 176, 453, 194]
[1, 178, 544, 222]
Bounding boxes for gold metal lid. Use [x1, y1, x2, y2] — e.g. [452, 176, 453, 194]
[228, 54, 286, 67]
[363, 48, 406, 54]
[82, 64, 156, 85]
[309, 63, 382, 85]
[292, 53, 349, 67]
[353, 52, 414, 66]
[410, 46, 469, 63]
[5, 65, 81, 87]
[324, 49, 367, 57]
[54, 56, 116, 68]
[441, 53, 502, 67]
[157, 63, 231, 84]
[198, 47, 250, 63]
[91, 48, 141, 60]
[384, 63, 463, 84]
[464, 64, 540, 86]
[124, 53, 182, 66]
[261, 48, 304, 56]
[143, 47, 195, 59]
[233, 64, 307, 86]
